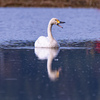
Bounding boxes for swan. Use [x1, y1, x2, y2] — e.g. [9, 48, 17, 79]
[35, 48, 61, 81]
[34, 18, 65, 48]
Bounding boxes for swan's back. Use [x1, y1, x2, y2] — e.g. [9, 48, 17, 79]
[35, 36, 59, 48]
[35, 36, 49, 47]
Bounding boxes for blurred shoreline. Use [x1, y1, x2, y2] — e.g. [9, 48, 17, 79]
[0, 0, 100, 8]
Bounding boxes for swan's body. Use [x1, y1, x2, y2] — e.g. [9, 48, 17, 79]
[35, 36, 59, 48]
[35, 18, 65, 48]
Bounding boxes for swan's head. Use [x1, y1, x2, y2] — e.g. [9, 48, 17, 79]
[48, 68, 61, 81]
[50, 18, 65, 28]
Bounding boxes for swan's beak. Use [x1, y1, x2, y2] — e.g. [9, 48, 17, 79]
[56, 71, 59, 78]
[57, 21, 65, 28]
[60, 21, 65, 24]
[56, 68, 61, 78]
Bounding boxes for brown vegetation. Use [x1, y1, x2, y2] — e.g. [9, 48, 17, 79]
[0, 0, 100, 8]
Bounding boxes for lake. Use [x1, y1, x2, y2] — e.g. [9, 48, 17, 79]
[0, 7, 100, 100]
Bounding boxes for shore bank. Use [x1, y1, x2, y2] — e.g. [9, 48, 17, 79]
[0, 0, 100, 8]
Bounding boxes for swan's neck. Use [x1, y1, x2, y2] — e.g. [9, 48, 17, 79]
[47, 23, 54, 41]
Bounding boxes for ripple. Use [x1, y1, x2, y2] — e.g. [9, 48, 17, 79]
[0, 40, 98, 50]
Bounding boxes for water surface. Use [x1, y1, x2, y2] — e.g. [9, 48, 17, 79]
[0, 8, 100, 100]
[0, 7, 100, 44]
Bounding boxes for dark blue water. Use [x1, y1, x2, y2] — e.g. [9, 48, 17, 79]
[0, 44, 100, 100]
[0, 8, 100, 100]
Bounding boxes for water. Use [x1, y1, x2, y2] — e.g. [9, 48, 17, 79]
[0, 7, 100, 100]
[0, 8, 100, 43]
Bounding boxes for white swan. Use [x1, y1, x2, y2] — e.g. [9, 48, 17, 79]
[35, 48, 61, 81]
[34, 18, 65, 48]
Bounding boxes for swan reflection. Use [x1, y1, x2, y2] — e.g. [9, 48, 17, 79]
[35, 48, 60, 81]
